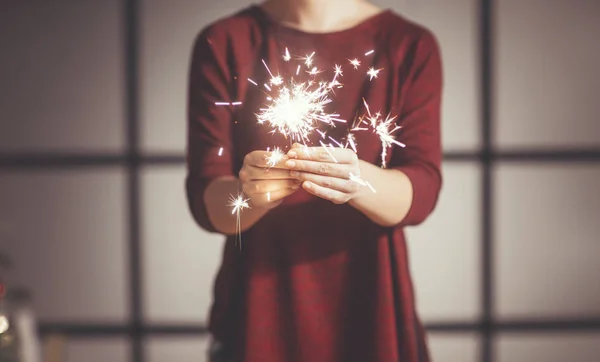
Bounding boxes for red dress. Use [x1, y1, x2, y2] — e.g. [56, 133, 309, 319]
[186, 6, 443, 362]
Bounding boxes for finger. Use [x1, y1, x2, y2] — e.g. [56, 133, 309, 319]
[245, 150, 289, 169]
[287, 145, 357, 164]
[302, 181, 349, 205]
[285, 159, 353, 178]
[290, 172, 358, 194]
[248, 185, 300, 208]
[243, 179, 301, 195]
[239, 165, 295, 181]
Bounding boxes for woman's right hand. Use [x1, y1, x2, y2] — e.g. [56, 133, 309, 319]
[239, 149, 301, 209]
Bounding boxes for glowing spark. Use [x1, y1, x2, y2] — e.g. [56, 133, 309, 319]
[248, 78, 258, 86]
[283, 47, 291, 61]
[360, 99, 405, 168]
[256, 77, 344, 142]
[296, 65, 301, 75]
[316, 129, 327, 139]
[307, 67, 322, 76]
[270, 75, 283, 86]
[218, 147, 223, 156]
[349, 172, 377, 193]
[267, 191, 271, 201]
[319, 141, 338, 163]
[229, 194, 250, 215]
[303, 52, 316, 67]
[347, 134, 358, 153]
[262, 59, 274, 78]
[228, 193, 250, 248]
[328, 136, 344, 148]
[365, 49, 374, 56]
[366, 182, 376, 193]
[334, 64, 343, 77]
[349, 58, 361, 69]
[329, 79, 342, 89]
[265, 147, 285, 167]
[231, 101, 242, 106]
[367, 67, 382, 81]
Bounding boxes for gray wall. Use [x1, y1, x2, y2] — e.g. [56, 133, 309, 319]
[1, 1, 599, 361]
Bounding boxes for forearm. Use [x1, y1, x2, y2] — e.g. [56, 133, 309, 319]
[202, 176, 271, 235]
[348, 160, 413, 227]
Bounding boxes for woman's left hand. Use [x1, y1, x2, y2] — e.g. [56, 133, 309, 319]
[285, 143, 363, 204]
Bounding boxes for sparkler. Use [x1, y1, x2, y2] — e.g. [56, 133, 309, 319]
[351, 99, 405, 168]
[215, 46, 408, 241]
[265, 147, 285, 168]
[228, 193, 250, 247]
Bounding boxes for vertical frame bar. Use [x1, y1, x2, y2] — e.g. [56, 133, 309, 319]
[479, 0, 494, 361]
[124, 0, 143, 361]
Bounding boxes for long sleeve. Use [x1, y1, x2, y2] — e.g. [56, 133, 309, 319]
[390, 30, 443, 227]
[186, 27, 236, 233]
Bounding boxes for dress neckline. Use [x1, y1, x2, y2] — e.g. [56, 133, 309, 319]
[250, 4, 392, 38]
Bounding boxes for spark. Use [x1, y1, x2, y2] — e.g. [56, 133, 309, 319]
[270, 75, 284, 86]
[228, 193, 250, 248]
[265, 147, 285, 167]
[307, 67, 322, 76]
[303, 52, 316, 67]
[215, 101, 242, 106]
[347, 134, 358, 153]
[229, 194, 250, 215]
[334, 64, 343, 78]
[218, 147, 223, 156]
[283, 47, 291, 61]
[319, 140, 338, 163]
[267, 191, 271, 201]
[367, 67, 382, 81]
[248, 78, 258, 86]
[328, 136, 344, 148]
[349, 172, 377, 193]
[360, 99, 405, 168]
[365, 49, 374, 56]
[256, 79, 344, 142]
[349, 58, 361, 69]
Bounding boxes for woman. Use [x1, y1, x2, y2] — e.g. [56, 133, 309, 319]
[186, 0, 443, 361]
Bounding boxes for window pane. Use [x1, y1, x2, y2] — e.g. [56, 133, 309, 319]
[495, 164, 600, 319]
[495, 1, 600, 149]
[497, 333, 600, 362]
[140, 0, 242, 152]
[379, 0, 481, 151]
[146, 336, 210, 362]
[427, 333, 479, 362]
[0, 168, 129, 322]
[407, 163, 481, 322]
[65, 338, 130, 362]
[141, 166, 225, 323]
[0, 1, 125, 153]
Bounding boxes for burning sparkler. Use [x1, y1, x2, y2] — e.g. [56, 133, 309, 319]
[265, 147, 285, 168]
[228, 193, 250, 247]
[214, 46, 407, 240]
[351, 99, 405, 168]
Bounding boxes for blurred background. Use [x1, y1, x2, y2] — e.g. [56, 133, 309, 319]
[0, 0, 599, 361]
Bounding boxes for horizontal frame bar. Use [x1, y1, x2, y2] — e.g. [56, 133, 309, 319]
[1, 149, 600, 169]
[38, 318, 600, 337]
